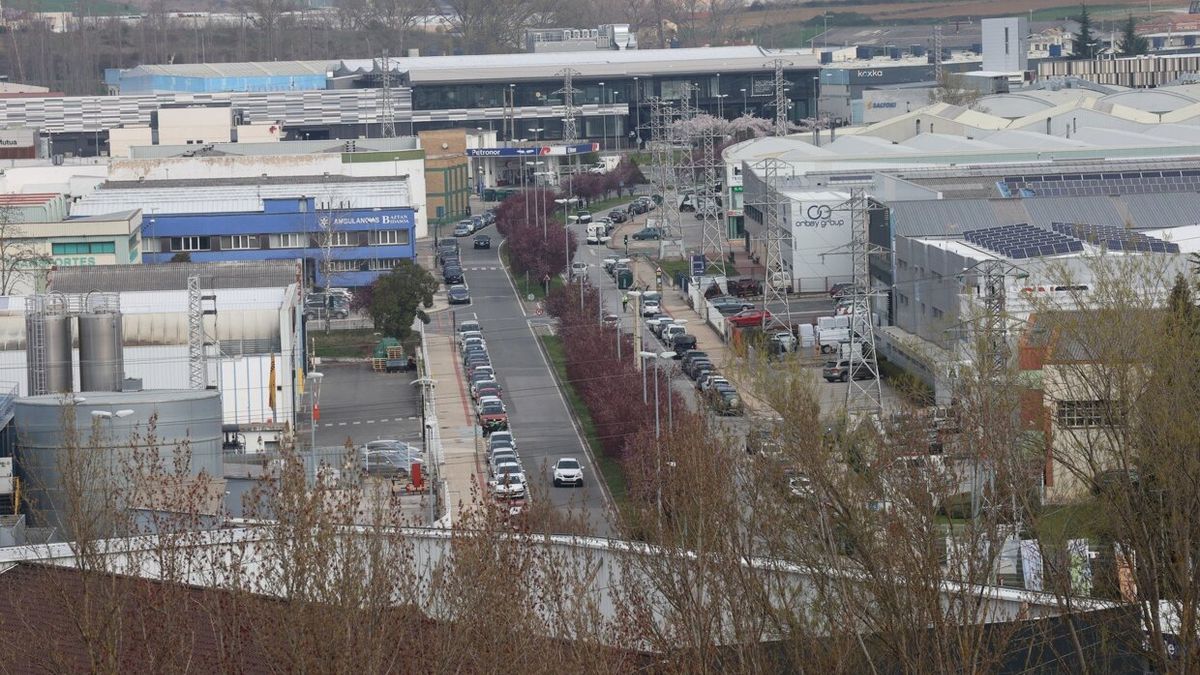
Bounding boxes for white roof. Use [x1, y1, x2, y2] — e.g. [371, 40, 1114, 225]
[118, 287, 289, 313]
[344, 46, 817, 83]
[71, 180, 411, 217]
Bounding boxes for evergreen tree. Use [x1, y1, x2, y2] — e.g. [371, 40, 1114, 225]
[1118, 13, 1149, 57]
[1073, 3, 1095, 59]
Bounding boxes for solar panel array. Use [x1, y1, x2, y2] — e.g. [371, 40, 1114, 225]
[1000, 169, 1200, 198]
[963, 223, 1085, 259]
[1050, 222, 1181, 253]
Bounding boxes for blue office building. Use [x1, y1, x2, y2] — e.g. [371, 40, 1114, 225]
[72, 177, 416, 287]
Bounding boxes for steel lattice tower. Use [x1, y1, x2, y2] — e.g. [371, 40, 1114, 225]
[695, 102, 725, 276]
[843, 189, 884, 421]
[648, 97, 684, 255]
[979, 260, 1013, 379]
[187, 276, 219, 390]
[378, 52, 397, 139]
[934, 26, 944, 83]
[555, 68, 582, 143]
[771, 58, 792, 137]
[749, 159, 792, 330]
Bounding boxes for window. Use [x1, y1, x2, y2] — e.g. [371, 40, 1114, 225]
[52, 241, 115, 255]
[272, 233, 306, 248]
[932, 307, 944, 319]
[327, 231, 353, 247]
[369, 258, 403, 271]
[372, 230, 410, 246]
[327, 259, 362, 272]
[898, 293, 909, 306]
[170, 236, 210, 252]
[221, 235, 258, 250]
[1056, 400, 1120, 428]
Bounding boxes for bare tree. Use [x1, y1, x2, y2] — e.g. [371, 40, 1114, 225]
[445, 0, 561, 53]
[0, 207, 51, 295]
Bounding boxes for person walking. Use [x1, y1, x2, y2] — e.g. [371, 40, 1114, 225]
[621, 294, 629, 312]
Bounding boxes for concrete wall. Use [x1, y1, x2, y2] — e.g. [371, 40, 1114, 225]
[157, 107, 234, 146]
[109, 127, 154, 158]
[982, 17, 1029, 73]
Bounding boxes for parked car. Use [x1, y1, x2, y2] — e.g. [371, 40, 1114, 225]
[552, 457, 585, 487]
[471, 215, 484, 231]
[648, 316, 675, 337]
[602, 256, 620, 273]
[709, 385, 743, 416]
[359, 441, 422, 478]
[641, 299, 661, 316]
[490, 466, 528, 499]
[303, 293, 349, 320]
[607, 210, 627, 224]
[680, 351, 709, 371]
[447, 284, 472, 304]
[663, 324, 688, 347]
[443, 266, 464, 284]
[572, 210, 593, 224]
[672, 334, 697, 357]
[727, 309, 773, 328]
[823, 360, 876, 383]
[489, 431, 517, 453]
[570, 261, 590, 279]
[458, 318, 481, 336]
[477, 396, 509, 434]
[473, 382, 502, 402]
[632, 227, 662, 241]
[473, 234, 491, 249]
[453, 223, 472, 237]
[727, 278, 763, 298]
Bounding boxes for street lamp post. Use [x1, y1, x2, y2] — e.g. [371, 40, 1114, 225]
[716, 94, 728, 119]
[599, 81, 607, 150]
[633, 76, 641, 148]
[639, 349, 674, 525]
[741, 87, 748, 114]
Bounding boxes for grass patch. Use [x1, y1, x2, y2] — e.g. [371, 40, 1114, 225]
[540, 334, 630, 507]
[310, 328, 382, 359]
[655, 256, 724, 282]
[1036, 501, 1104, 545]
[500, 245, 565, 301]
[877, 356, 935, 406]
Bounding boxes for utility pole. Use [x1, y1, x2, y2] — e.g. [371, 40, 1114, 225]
[678, 81, 726, 277]
[647, 96, 684, 258]
[555, 68, 581, 143]
[378, 52, 397, 139]
[934, 25, 944, 84]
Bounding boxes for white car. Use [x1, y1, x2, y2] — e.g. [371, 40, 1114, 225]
[553, 458, 584, 487]
[570, 261, 590, 279]
[641, 299, 661, 317]
[490, 464, 528, 498]
[663, 324, 687, 346]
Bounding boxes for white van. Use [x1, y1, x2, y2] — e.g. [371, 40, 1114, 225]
[586, 222, 611, 245]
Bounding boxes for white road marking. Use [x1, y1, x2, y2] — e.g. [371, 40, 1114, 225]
[365, 420, 375, 424]
[352, 421, 361, 425]
[338, 422, 347, 426]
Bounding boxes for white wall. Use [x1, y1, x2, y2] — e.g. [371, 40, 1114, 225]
[783, 192, 853, 293]
[982, 17, 1029, 73]
[0, 164, 109, 196]
[157, 107, 234, 146]
[234, 123, 282, 144]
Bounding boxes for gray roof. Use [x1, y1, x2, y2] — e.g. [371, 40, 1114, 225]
[72, 176, 412, 216]
[124, 60, 333, 79]
[129, 137, 420, 159]
[47, 261, 302, 293]
[889, 192, 1200, 237]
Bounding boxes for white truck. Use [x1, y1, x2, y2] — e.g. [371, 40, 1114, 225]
[585, 222, 611, 244]
[588, 155, 621, 174]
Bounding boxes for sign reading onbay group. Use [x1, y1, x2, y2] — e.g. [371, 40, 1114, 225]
[784, 197, 852, 292]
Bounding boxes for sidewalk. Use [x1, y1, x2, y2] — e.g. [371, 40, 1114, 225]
[619, 253, 776, 416]
[426, 309, 485, 519]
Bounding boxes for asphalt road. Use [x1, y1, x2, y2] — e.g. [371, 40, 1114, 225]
[312, 362, 425, 449]
[455, 235, 614, 535]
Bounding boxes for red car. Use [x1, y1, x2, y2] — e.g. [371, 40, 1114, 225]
[727, 309, 773, 328]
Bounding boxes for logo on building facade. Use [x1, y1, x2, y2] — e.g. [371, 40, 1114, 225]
[796, 203, 846, 228]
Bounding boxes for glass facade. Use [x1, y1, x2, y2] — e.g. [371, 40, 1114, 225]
[409, 68, 819, 147]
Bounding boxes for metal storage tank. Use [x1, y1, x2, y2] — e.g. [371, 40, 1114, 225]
[15, 389, 224, 531]
[25, 313, 73, 395]
[78, 311, 124, 392]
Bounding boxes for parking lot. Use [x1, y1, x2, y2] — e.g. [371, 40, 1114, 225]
[312, 362, 426, 449]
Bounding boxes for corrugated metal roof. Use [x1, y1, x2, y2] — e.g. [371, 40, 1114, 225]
[47, 261, 302, 293]
[71, 179, 411, 216]
[342, 46, 817, 83]
[1120, 192, 1200, 228]
[1022, 196, 1126, 228]
[128, 60, 333, 78]
[889, 199, 1020, 237]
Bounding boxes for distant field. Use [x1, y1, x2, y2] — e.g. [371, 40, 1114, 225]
[736, 0, 1188, 29]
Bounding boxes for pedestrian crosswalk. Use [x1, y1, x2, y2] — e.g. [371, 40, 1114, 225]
[463, 266, 502, 271]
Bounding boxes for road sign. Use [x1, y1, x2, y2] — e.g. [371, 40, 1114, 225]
[535, 303, 545, 316]
[690, 255, 706, 277]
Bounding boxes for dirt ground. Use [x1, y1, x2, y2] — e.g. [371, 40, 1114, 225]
[733, 0, 1188, 30]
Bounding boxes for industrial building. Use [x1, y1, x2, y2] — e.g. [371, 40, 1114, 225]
[83, 46, 820, 151]
[71, 149, 421, 287]
[0, 261, 303, 431]
[729, 84, 1200, 407]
